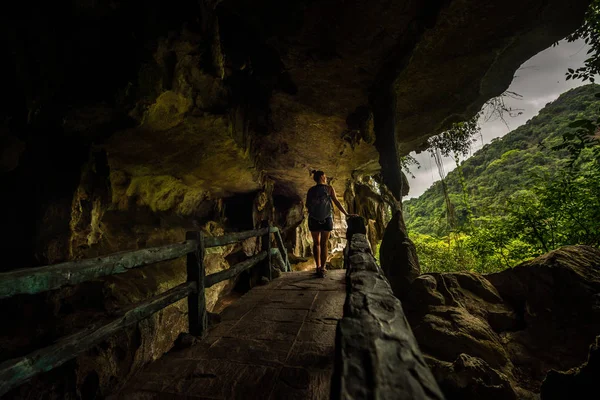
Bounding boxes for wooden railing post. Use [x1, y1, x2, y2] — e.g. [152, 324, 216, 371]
[274, 229, 290, 272]
[261, 222, 272, 281]
[186, 231, 206, 337]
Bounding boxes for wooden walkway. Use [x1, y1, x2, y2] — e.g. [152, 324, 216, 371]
[113, 270, 346, 400]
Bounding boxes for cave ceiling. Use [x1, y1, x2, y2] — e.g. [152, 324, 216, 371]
[219, 0, 589, 198]
[2, 0, 591, 210]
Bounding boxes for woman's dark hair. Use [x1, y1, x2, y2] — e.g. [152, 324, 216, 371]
[312, 170, 325, 183]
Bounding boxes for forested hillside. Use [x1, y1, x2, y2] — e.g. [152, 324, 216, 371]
[403, 84, 600, 272]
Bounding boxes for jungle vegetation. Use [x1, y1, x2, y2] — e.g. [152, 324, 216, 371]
[403, 84, 600, 273]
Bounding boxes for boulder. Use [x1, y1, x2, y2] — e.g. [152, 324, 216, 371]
[405, 245, 600, 399]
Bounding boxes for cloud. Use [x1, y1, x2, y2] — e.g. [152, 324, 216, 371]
[405, 39, 594, 200]
[524, 94, 563, 109]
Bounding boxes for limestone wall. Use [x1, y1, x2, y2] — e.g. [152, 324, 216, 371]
[0, 150, 272, 399]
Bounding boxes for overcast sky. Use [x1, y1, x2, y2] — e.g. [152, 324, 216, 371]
[405, 39, 594, 199]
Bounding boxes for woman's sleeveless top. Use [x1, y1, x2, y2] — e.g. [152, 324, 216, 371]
[306, 184, 333, 221]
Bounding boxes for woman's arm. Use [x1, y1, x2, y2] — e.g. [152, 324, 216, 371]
[330, 186, 353, 216]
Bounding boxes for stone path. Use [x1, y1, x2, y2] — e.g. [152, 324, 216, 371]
[114, 270, 346, 399]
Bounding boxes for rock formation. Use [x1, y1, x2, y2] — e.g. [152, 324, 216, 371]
[380, 207, 421, 298]
[404, 245, 600, 399]
[333, 216, 444, 400]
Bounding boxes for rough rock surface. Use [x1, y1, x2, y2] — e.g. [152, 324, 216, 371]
[332, 218, 444, 399]
[404, 245, 600, 399]
[380, 210, 421, 298]
[540, 336, 600, 400]
[344, 176, 391, 249]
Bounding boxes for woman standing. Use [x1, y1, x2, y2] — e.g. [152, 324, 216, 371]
[306, 170, 356, 276]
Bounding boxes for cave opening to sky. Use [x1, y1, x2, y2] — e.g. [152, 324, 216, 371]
[405, 38, 596, 199]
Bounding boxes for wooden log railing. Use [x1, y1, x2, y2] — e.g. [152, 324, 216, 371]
[0, 224, 291, 397]
[331, 216, 445, 400]
[0, 241, 198, 299]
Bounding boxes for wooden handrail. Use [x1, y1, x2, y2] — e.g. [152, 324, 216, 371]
[0, 281, 196, 397]
[0, 240, 198, 299]
[0, 223, 291, 396]
[205, 251, 268, 288]
[204, 227, 270, 248]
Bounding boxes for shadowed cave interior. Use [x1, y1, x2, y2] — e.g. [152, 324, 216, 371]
[1, 0, 599, 399]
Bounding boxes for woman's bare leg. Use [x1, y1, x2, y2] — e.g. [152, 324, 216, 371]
[320, 231, 331, 269]
[311, 231, 321, 270]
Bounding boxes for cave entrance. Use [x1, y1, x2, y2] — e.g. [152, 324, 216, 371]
[406, 38, 596, 202]
[401, 37, 600, 275]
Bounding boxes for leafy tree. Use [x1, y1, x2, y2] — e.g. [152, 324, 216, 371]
[565, 0, 600, 83]
[400, 154, 420, 178]
[551, 105, 600, 166]
[411, 232, 476, 274]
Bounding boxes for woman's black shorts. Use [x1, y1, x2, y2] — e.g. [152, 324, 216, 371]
[308, 216, 333, 232]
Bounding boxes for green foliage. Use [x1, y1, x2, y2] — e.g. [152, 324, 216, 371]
[467, 215, 535, 272]
[556, 0, 600, 166]
[411, 229, 531, 274]
[411, 233, 474, 274]
[551, 97, 600, 166]
[400, 154, 420, 178]
[428, 117, 480, 158]
[404, 85, 600, 273]
[565, 0, 600, 83]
